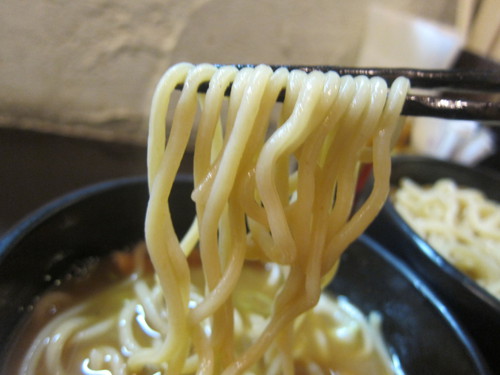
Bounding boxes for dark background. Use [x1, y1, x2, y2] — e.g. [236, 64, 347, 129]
[0, 128, 197, 236]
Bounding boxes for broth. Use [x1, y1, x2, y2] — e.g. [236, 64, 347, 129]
[4, 243, 394, 375]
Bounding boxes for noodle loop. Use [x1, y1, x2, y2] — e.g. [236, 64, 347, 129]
[16, 64, 409, 375]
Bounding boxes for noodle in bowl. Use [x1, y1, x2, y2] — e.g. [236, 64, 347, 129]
[0, 176, 492, 375]
[364, 155, 500, 372]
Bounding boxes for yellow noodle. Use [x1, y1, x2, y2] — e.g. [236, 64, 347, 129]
[394, 177, 500, 299]
[146, 64, 408, 374]
[16, 64, 409, 375]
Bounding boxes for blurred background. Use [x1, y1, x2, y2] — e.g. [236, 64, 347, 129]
[0, 0, 499, 232]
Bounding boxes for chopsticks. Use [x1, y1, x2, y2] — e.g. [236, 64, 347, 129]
[230, 65, 500, 91]
[178, 64, 500, 123]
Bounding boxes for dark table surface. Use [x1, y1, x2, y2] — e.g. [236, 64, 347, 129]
[0, 128, 149, 235]
[1, 126, 498, 237]
[0, 128, 197, 237]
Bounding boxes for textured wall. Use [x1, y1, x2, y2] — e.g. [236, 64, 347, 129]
[0, 0, 456, 143]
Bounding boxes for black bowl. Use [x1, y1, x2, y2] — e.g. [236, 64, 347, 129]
[364, 155, 500, 372]
[0, 176, 492, 374]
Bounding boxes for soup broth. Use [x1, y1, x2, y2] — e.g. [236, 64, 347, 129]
[4, 243, 394, 375]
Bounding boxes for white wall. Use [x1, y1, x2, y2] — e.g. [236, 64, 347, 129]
[0, 0, 457, 143]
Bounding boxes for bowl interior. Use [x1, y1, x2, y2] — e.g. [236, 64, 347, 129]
[331, 236, 489, 375]
[387, 156, 500, 309]
[364, 155, 500, 372]
[0, 175, 492, 374]
[0, 175, 195, 344]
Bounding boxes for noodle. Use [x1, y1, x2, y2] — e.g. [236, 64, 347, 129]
[393, 178, 500, 299]
[12, 63, 409, 375]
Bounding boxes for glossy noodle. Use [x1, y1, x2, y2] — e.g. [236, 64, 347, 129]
[15, 63, 409, 375]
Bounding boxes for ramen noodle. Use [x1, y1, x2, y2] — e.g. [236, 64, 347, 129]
[393, 178, 500, 299]
[14, 63, 410, 374]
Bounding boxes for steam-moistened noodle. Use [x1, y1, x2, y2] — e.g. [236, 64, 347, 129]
[394, 178, 500, 299]
[15, 63, 409, 375]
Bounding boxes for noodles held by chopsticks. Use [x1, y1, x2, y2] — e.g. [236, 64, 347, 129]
[18, 63, 409, 375]
[143, 63, 409, 374]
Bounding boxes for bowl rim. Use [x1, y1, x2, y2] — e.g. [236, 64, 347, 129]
[0, 175, 147, 263]
[387, 155, 500, 312]
[0, 174, 198, 263]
